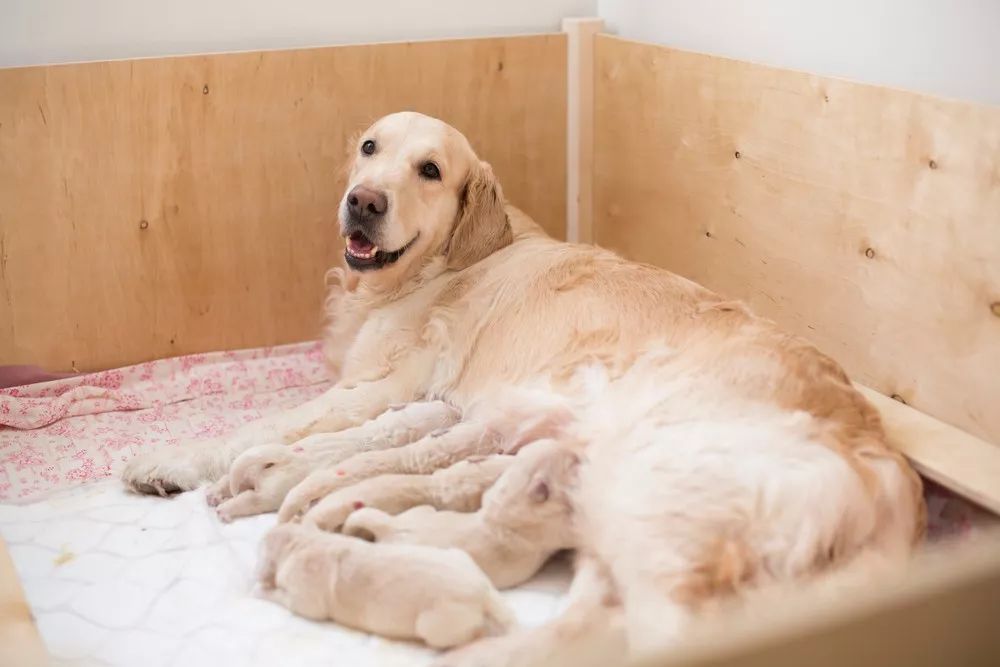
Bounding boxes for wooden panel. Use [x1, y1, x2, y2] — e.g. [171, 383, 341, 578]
[0, 35, 567, 371]
[0, 539, 47, 666]
[594, 35, 1000, 444]
[563, 18, 603, 243]
[634, 528, 1000, 667]
[860, 385, 1000, 515]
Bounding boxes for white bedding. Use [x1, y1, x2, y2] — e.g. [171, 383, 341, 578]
[1, 482, 571, 666]
[1, 342, 991, 665]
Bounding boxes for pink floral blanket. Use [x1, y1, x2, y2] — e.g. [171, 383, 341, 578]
[0, 343, 332, 501]
[0, 343, 993, 539]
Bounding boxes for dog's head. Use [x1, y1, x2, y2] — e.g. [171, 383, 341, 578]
[339, 112, 512, 281]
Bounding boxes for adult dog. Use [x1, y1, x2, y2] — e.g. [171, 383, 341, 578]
[123, 112, 924, 664]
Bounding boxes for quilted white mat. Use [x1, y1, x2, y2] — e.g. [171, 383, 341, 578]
[1, 481, 571, 667]
[1, 342, 992, 665]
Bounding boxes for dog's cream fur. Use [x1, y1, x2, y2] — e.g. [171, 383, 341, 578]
[123, 111, 925, 664]
[258, 523, 514, 648]
[343, 439, 579, 588]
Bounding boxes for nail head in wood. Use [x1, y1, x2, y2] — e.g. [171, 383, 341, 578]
[139, 219, 149, 230]
[202, 84, 210, 95]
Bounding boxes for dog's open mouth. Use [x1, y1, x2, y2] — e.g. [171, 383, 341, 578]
[344, 231, 418, 271]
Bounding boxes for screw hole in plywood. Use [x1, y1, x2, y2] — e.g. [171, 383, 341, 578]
[734, 150, 741, 159]
[138, 220, 149, 230]
[865, 247, 875, 259]
[202, 84, 210, 95]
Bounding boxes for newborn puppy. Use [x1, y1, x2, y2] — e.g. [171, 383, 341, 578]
[209, 400, 459, 521]
[301, 454, 515, 532]
[258, 523, 514, 648]
[343, 439, 580, 588]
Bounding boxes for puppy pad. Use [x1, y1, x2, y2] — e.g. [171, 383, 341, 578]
[1, 482, 570, 666]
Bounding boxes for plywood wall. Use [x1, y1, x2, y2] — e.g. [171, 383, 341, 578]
[0, 35, 567, 371]
[593, 36, 1000, 444]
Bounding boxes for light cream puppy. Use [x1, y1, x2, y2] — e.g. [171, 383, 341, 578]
[301, 454, 514, 532]
[343, 439, 579, 588]
[283, 392, 569, 524]
[258, 523, 514, 648]
[207, 400, 458, 521]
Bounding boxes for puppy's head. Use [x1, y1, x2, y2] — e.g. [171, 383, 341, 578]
[257, 523, 307, 587]
[482, 438, 581, 546]
[339, 112, 512, 281]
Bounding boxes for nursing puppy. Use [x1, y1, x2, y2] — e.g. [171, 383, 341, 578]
[301, 454, 515, 533]
[343, 439, 579, 588]
[258, 523, 514, 648]
[125, 112, 924, 663]
[207, 400, 458, 521]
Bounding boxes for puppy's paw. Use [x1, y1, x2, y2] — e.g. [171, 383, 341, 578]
[205, 474, 233, 507]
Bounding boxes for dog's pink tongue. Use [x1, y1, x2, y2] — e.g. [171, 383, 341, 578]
[348, 231, 374, 254]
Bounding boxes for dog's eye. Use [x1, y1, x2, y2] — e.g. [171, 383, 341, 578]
[361, 140, 376, 156]
[419, 161, 441, 180]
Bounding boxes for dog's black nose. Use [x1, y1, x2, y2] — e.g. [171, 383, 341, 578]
[347, 185, 388, 221]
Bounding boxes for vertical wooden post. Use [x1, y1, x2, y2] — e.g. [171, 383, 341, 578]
[0, 540, 48, 666]
[563, 17, 603, 244]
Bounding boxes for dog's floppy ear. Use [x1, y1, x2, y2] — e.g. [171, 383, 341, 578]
[447, 161, 513, 270]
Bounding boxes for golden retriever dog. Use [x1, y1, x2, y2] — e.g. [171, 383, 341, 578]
[123, 111, 924, 664]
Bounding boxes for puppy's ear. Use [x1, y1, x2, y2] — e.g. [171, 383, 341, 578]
[447, 161, 512, 270]
[529, 479, 550, 503]
[527, 447, 581, 503]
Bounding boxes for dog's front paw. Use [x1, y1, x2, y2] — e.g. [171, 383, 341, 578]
[122, 442, 219, 496]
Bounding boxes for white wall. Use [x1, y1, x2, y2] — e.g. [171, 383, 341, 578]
[1, 0, 597, 67]
[598, 0, 1000, 106]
